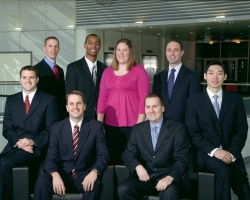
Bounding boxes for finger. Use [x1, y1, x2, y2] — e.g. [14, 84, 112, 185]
[63, 187, 66, 196]
[90, 182, 94, 191]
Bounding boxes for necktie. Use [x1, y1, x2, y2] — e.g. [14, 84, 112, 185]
[152, 126, 158, 151]
[24, 95, 30, 115]
[213, 95, 220, 118]
[92, 65, 97, 86]
[168, 68, 176, 99]
[53, 65, 59, 81]
[72, 124, 79, 178]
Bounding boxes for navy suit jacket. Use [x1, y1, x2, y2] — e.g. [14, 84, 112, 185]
[152, 65, 200, 124]
[65, 57, 107, 119]
[2, 90, 58, 157]
[186, 90, 248, 170]
[34, 59, 67, 120]
[122, 118, 190, 188]
[44, 117, 110, 177]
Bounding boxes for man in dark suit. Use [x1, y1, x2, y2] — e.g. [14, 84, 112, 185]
[186, 61, 250, 200]
[34, 36, 67, 120]
[118, 93, 190, 200]
[152, 39, 200, 124]
[0, 66, 58, 200]
[34, 90, 110, 200]
[66, 34, 107, 119]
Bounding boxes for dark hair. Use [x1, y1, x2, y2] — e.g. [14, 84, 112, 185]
[205, 61, 227, 74]
[66, 90, 86, 104]
[44, 36, 59, 47]
[145, 93, 164, 106]
[20, 65, 39, 78]
[111, 38, 138, 71]
[84, 34, 101, 44]
[166, 39, 183, 50]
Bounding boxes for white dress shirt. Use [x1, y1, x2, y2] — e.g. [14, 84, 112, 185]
[168, 63, 182, 82]
[85, 56, 97, 75]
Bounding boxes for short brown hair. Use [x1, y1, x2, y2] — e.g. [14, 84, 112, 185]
[166, 39, 183, 50]
[44, 36, 59, 47]
[20, 65, 39, 78]
[111, 38, 138, 71]
[145, 93, 164, 106]
[66, 90, 86, 104]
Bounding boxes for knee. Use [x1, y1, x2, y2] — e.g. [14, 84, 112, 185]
[0, 156, 12, 170]
[35, 173, 52, 189]
[117, 182, 130, 197]
[160, 184, 180, 199]
[216, 165, 231, 179]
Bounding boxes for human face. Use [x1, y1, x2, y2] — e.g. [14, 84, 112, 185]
[204, 65, 227, 92]
[20, 70, 39, 94]
[166, 41, 184, 67]
[66, 94, 86, 122]
[84, 36, 101, 58]
[43, 39, 59, 62]
[145, 97, 165, 125]
[115, 42, 130, 65]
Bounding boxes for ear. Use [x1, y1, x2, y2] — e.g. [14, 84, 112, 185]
[181, 50, 184, 56]
[66, 105, 69, 112]
[84, 43, 87, 49]
[204, 73, 207, 81]
[224, 74, 227, 81]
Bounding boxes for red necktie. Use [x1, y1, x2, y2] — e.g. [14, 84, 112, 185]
[24, 95, 30, 115]
[72, 124, 79, 178]
[53, 65, 59, 81]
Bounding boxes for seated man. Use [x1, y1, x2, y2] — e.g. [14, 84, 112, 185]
[34, 90, 110, 200]
[0, 65, 58, 200]
[118, 93, 190, 200]
[186, 61, 250, 200]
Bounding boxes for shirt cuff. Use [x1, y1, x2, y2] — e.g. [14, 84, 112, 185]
[208, 148, 219, 157]
[230, 153, 236, 162]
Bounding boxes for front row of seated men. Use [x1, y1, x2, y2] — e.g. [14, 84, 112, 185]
[0, 62, 250, 200]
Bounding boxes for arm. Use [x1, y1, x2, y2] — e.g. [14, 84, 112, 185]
[188, 72, 201, 98]
[97, 69, 108, 118]
[152, 73, 159, 94]
[50, 172, 66, 196]
[136, 114, 145, 124]
[65, 64, 78, 94]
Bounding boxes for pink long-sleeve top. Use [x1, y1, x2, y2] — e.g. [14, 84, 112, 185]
[97, 64, 150, 127]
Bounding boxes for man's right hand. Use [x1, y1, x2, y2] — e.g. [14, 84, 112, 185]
[136, 165, 150, 182]
[214, 149, 232, 164]
[50, 172, 66, 196]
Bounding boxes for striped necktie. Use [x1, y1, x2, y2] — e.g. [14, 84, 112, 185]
[152, 126, 158, 151]
[168, 68, 176, 99]
[213, 95, 220, 118]
[72, 124, 79, 178]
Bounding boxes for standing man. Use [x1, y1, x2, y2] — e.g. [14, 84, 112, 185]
[152, 39, 200, 124]
[118, 93, 190, 200]
[0, 66, 58, 200]
[186, 61, 250, 200]
[34, 36, 67, 120]
[34, 90, 110, 200]
[66, 34, 107, 119]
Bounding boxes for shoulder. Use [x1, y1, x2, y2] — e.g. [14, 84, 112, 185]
[51, 118, 69, 130]
[103, 66, 113, 74]
[97, 60, 107, 68]
[6, 92, 21, 101]
[67, 58, 83, 68]
[182, 65, 199, 76]
[223, 90, 242, 101]
[187, 91, 205, 103]
[155, 68, 168, 77]
[37, 91, 55, 101]
[34, 60, 45, 68]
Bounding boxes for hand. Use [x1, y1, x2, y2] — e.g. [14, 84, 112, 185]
[51, 172, 66, 196]
[82, 171, 98, 191]
[136, 165, 150, 182]
[155, 176, 174, 191]
[21, 145, 33, 153]
[214, 149, 232, 164]
[17, 138, 34, 148]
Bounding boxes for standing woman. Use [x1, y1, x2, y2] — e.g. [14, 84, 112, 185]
[97, 38, 150, 165]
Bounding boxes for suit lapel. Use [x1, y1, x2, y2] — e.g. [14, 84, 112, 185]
[64, 119, 74, 158]
[201, 90, 218, 121]
[26, 90, 41, 119]
[144, 121, 155, 153]
[81, 57, 93, 83]
[219, 91, 231, 123]
[155, 119, 170, 153]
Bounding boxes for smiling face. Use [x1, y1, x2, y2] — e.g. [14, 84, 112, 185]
[20, 70, 39, 94]
[43, 38, 59, 63]
[145, 97, 165, 125]
[66, 94, 86, 122]
[84, 35, 101, 60]
[166, 41, 184, 67]
[115, 42, 131, 65]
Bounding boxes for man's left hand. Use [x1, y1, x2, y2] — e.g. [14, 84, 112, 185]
[82, 171, 97, 191]
[18, 138, 34, 148]
[155, 176, 174, 191]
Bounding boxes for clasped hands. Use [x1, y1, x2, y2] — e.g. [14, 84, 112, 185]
[136, 165, 174, 191]
[214, 149, 233, 164]
[17, 138, 34, 153]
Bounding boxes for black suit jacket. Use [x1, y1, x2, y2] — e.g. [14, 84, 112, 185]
[186, 90, 248, 170]
[34, 59, 66, 120]
[152, 65, 200, 124]
[44, 117, 110, 177]
[2, 90, 58, 157]
[65, 57, 107, 119]
[122, 118, 190, 187]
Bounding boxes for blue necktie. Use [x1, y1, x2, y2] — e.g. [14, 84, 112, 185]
[168, 68, 176, 99]
[213, 95, 220, 118]
[152, 126, 158, 150]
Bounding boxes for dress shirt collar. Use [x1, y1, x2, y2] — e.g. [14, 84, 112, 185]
[85, 56, 97, 75]
[22, 89, 37, 104]
[168, 63, 182, 81]
[206, 88, 223, 107]
[44, 57, 56, 70]
[69, 118, 83, 136]
[149, 117, 164, 132]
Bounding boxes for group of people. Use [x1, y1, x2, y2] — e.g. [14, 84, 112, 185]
[0, 34, 249, 200]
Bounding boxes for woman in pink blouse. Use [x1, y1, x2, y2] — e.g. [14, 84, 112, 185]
[97, 38, 150, 164]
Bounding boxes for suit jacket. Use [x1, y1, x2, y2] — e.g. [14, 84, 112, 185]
[34, 59, 67, 120]
[152, 65, 200, 124]
[185, 90, 248, 170]
[65, 57, 107, 119]
[44, 117, 110, 177]
[122, 118, 190, 187]
[2, 90, 58, 157]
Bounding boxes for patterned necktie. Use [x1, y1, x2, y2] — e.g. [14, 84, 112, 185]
[53, 65, 59, 81]
[152, 126, 158, 151]
[24, 95, 30, 115]
[168, 68, 176, 99]
[92, 65, 97, 86]
[72, 124, 79, 178]
[213, 95, 220, 118]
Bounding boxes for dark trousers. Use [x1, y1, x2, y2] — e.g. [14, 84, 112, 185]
[0, 148, 34, 200]
[34, 172, 102, 200]
[118, 176, 180, 200]
[204, 156, 250, 200]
